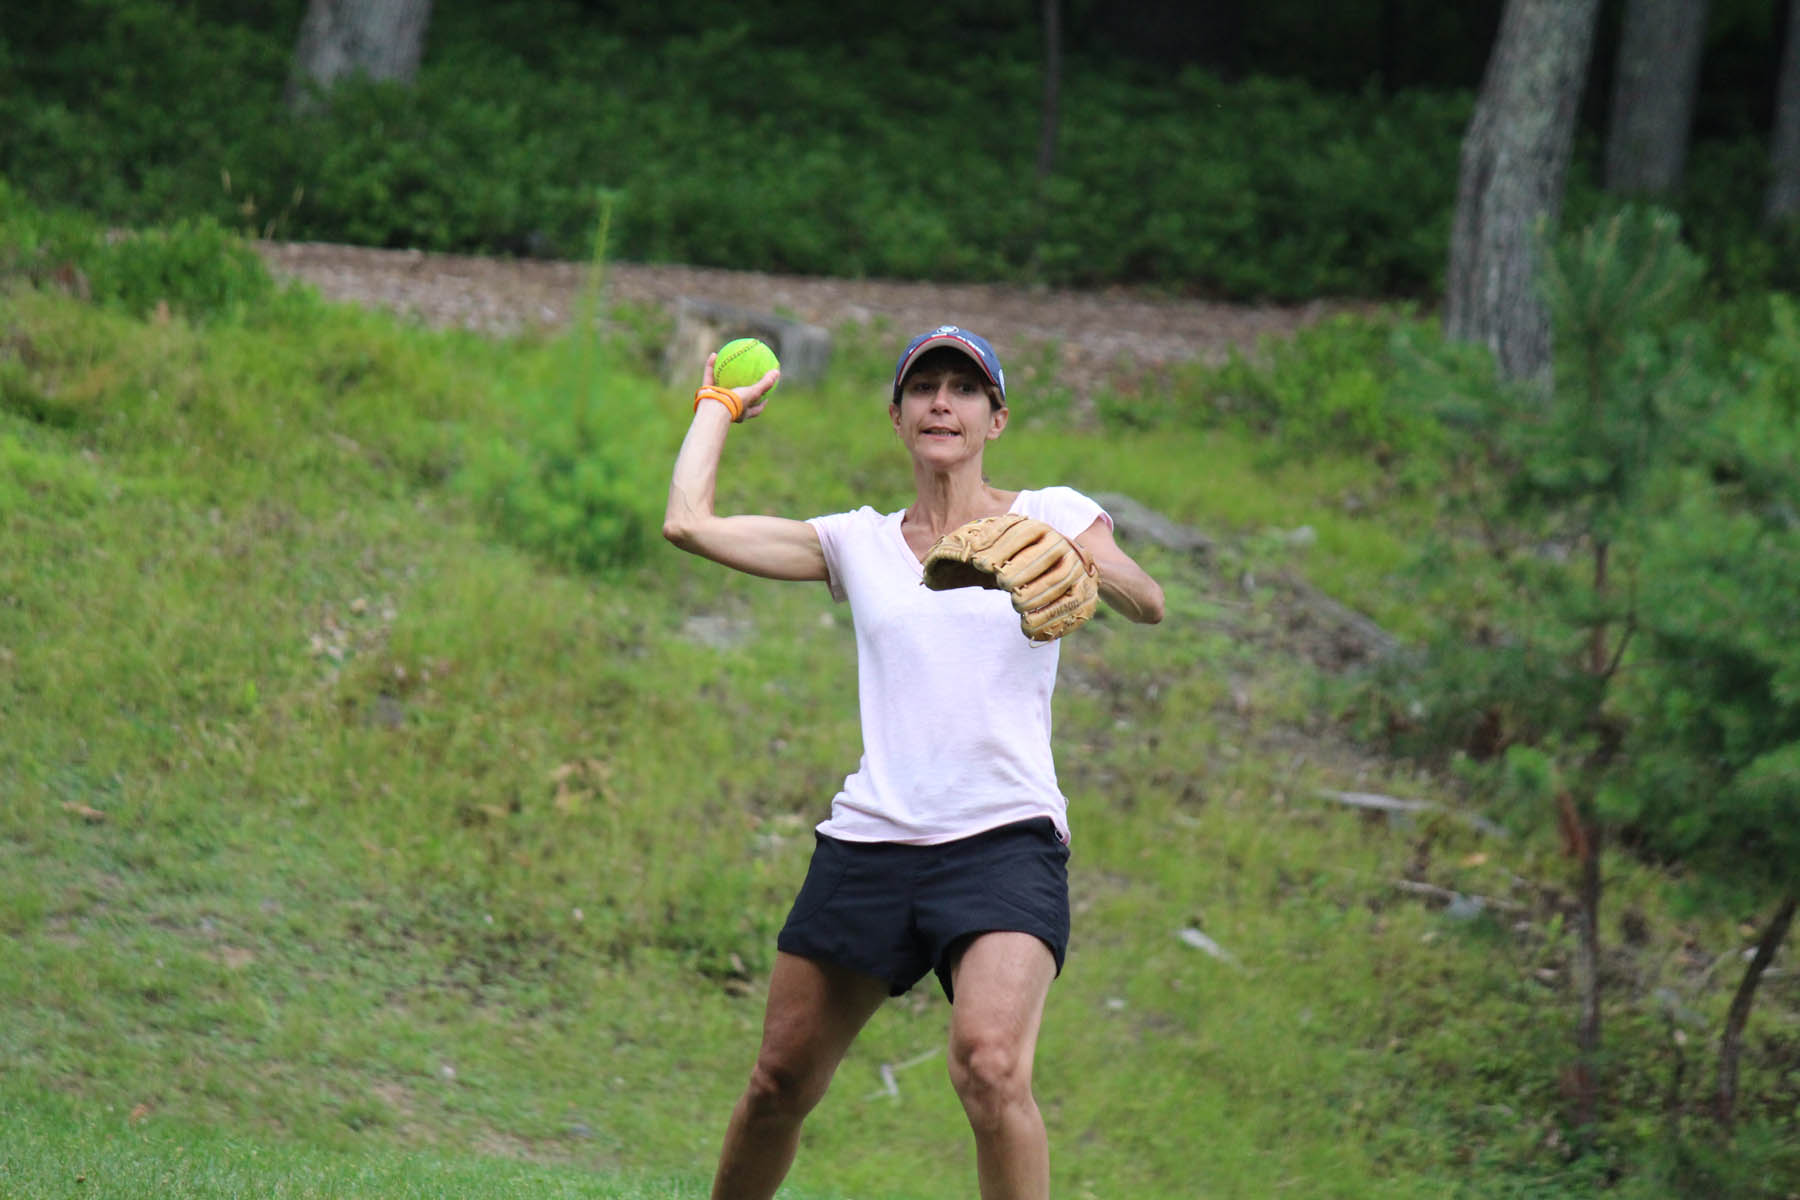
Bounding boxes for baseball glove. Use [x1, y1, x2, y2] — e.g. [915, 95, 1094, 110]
[922, 513, 1099, 642]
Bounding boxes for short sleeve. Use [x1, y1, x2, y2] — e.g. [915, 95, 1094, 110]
[807, 507, 879, 603]
[1023, 486, 1110, 543]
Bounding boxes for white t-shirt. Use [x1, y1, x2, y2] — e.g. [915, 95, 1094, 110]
[806, 486, 1109, 846]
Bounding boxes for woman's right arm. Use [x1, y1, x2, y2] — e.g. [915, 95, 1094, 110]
[662, 362, 828, 582]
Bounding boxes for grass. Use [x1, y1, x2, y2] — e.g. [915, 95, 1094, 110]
[2, 271, 1796, 1199]
[1, 1089, 765, 1199]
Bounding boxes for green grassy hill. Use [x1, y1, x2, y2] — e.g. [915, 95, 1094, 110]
[2, 264, 1794, 1198]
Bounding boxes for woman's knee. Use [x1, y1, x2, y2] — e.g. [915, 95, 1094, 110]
[742, 1052, 831, 1121]
[948, 1034, 1033, 1117]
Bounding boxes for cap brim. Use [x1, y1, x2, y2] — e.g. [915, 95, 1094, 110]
[894, 334, 1002, 395]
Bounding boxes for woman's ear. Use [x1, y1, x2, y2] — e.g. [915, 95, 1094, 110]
[986, 404, 1009, 441]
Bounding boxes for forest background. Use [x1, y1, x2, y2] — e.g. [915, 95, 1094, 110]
[4, 0, 1797, 298]
[3, 0, 1799, 1197]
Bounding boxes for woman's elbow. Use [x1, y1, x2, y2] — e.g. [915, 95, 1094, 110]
[1134, 582, 1166, 625]
[662, 516, 697, 550]
[1141, 589, 1166, 625]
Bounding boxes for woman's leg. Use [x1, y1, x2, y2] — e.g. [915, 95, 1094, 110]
[945, 931, 1058, 1200]
[711, 951, 890, 1200]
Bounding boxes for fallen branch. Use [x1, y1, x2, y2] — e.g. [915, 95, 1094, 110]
[1320, 789, 1510, 839]
[1177, 927, 1243, 967]
[1393, 878, 1527, 916]
[863, 1046, 941, 1102]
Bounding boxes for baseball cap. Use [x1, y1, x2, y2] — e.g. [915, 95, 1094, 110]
[892, 325, 1006, 404]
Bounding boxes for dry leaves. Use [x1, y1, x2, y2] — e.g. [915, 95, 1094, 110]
[549, 758, 611, 814]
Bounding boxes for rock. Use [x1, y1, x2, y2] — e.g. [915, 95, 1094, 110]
[663, 297, 832, 389]
[1092, 491, 1215, 558]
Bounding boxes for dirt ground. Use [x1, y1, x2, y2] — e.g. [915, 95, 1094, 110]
[255, 241, 1373, 394]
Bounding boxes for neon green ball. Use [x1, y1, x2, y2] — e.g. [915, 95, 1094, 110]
[714, 338, 780, 390]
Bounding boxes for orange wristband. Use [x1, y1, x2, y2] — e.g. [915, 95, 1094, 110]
[694, 385, 744, 421]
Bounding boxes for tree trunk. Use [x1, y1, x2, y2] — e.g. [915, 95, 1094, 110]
[1770, 0, 1800, 223]
[288, 0, 433, 110]
[1716, 893, 1797, 1128]
[1605, 0, 1711, 196]
[1557, 791, 1605, 1130]
[1445, 0, 1603, 381]
[1379, 0, 1403, 93]
[1590, 539, 1610, 677]
[1036, 0, 1063, 185]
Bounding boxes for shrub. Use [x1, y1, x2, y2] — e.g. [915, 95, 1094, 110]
[1, 178, 99, 278]
[1673, 136, 1800, 297]
[1096, 309, 1448, 470]
[1608, 295, 1800, 894]
[1209, 311, 1446, 460]
[264, 75, 596, 256]
[0, 0, 289, 227]
[1, 5, 1477, 298]
[1038, 72, 1467, 297]
[1351, 210, 1722, 761]
[10, 5, 1789, 302]
[461, 374, 664, 575]
[1, 182, 273, 322]
[458, 211, 664, 574]
[85, 218, 275, 321]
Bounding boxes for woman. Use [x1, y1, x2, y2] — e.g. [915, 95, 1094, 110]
[663, 325, 1165, 1200]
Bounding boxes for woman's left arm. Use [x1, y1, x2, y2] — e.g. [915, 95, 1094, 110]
[1075, 518, 1165, 625]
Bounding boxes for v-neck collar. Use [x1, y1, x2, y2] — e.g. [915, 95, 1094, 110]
[891, 492, 1029, 572]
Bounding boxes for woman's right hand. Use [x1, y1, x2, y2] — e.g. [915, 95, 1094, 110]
[701, 352, 782, 423]
[666, 354, 824, 581]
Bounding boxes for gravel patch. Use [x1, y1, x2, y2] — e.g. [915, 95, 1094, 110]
[255, 241, 1382, 395]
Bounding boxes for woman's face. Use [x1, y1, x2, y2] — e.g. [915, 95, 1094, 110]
[891, 362, 1007, 466]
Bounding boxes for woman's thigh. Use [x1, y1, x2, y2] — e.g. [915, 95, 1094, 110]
[945, 931, 1056, 1067]
[752, 951, 891, 1095]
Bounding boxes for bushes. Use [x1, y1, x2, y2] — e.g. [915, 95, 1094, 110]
[1609, 295, 1800, 893]
[1094, 308, 1450, 472]
[1214, 311, 1449, 458]
[456, 211, 666, 576]
[1351, 216, 1790, 796]
[4, 2, 1470, 297]
[267, 76, 596, 255]
[0, 0, 290, 226]
[7, 2, 1794, 299]
[87, 218, 275, 320]
[1043, 73, 1466, 296]
[1, 181, 272, 321]
[458, 369, 664, 576]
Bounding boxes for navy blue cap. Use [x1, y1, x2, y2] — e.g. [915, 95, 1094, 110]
[892, 326, 1006, 403]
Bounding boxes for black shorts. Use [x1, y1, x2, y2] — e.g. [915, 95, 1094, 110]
[776, 817, 1071, 1001]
